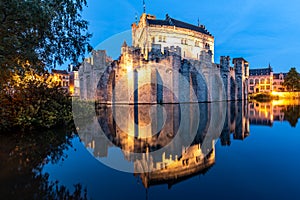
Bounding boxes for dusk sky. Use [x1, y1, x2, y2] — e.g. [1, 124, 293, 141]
[81, 0, 300, 72]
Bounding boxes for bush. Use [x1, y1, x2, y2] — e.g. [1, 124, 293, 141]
[251, 93, 275, 102]
[0, 70, 73, 132]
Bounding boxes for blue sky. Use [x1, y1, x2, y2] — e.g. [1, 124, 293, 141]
[81, 0, 300, 72]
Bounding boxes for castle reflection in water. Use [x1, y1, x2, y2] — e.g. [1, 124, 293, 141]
[75, 100, 299, 188]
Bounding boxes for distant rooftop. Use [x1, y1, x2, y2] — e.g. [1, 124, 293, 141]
[147, 14, 212, 36]
[273, 73, 287, 79]
[52, 69, 69, 75]
[249, 65, 273, 76]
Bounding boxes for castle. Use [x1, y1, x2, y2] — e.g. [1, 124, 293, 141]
[79, 13, 249, 103]
[74, 12, 251, 188]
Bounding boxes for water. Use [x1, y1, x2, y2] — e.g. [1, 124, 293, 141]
[1, 100, 300, 200]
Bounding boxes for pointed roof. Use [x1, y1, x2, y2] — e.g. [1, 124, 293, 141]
[122, 40, 128, 48]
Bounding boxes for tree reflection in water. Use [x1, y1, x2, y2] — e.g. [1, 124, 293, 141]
[283, 105, 300, 127]
[0, 129, 87, 199]
[248, 100, 300, 128]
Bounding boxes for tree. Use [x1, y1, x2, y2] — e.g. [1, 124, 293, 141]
[283, 67, 300, 91]
[0, 0, 92, 85]
[0, 0, 92, 131]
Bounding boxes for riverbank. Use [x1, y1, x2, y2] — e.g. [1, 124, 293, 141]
[250, 92, 300, 102]
[271, 91, 300, 99]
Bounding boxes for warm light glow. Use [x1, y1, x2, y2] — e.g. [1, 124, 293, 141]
[126, 65, 132, 71]
[69, 85, 74, 94]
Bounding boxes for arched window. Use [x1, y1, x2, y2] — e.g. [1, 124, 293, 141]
[261, 78, 265, 84]
[250, 79, 254, 84]
[159, 36, 162, 42]
[255, 79, 259, 84]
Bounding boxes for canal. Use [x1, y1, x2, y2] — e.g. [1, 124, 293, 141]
[1, 100, 300, 199]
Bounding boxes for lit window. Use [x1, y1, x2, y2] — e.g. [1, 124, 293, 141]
[159, 36, 162, 42]
[261, 79, 265, 84]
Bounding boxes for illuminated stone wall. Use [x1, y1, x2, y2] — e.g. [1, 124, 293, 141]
[78, 50, 112, 100]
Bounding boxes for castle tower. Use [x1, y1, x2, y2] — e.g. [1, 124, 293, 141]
[220, 56, 231, 101]
[79, 50, 110, 100]
[233, 58, 249, 100]
[132, 13, 214, 62]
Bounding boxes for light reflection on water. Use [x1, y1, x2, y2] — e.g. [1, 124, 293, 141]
[1, 100, 300, 199]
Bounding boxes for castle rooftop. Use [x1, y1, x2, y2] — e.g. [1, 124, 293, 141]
[147, 14, 212, 36]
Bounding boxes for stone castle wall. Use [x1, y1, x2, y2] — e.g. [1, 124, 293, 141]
[78, 45, 249, 103]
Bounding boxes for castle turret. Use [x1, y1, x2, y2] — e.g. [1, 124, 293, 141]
[121, 40, 128, 54]
[233, 58, 249, 100]
[220, 56, 231, 101]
